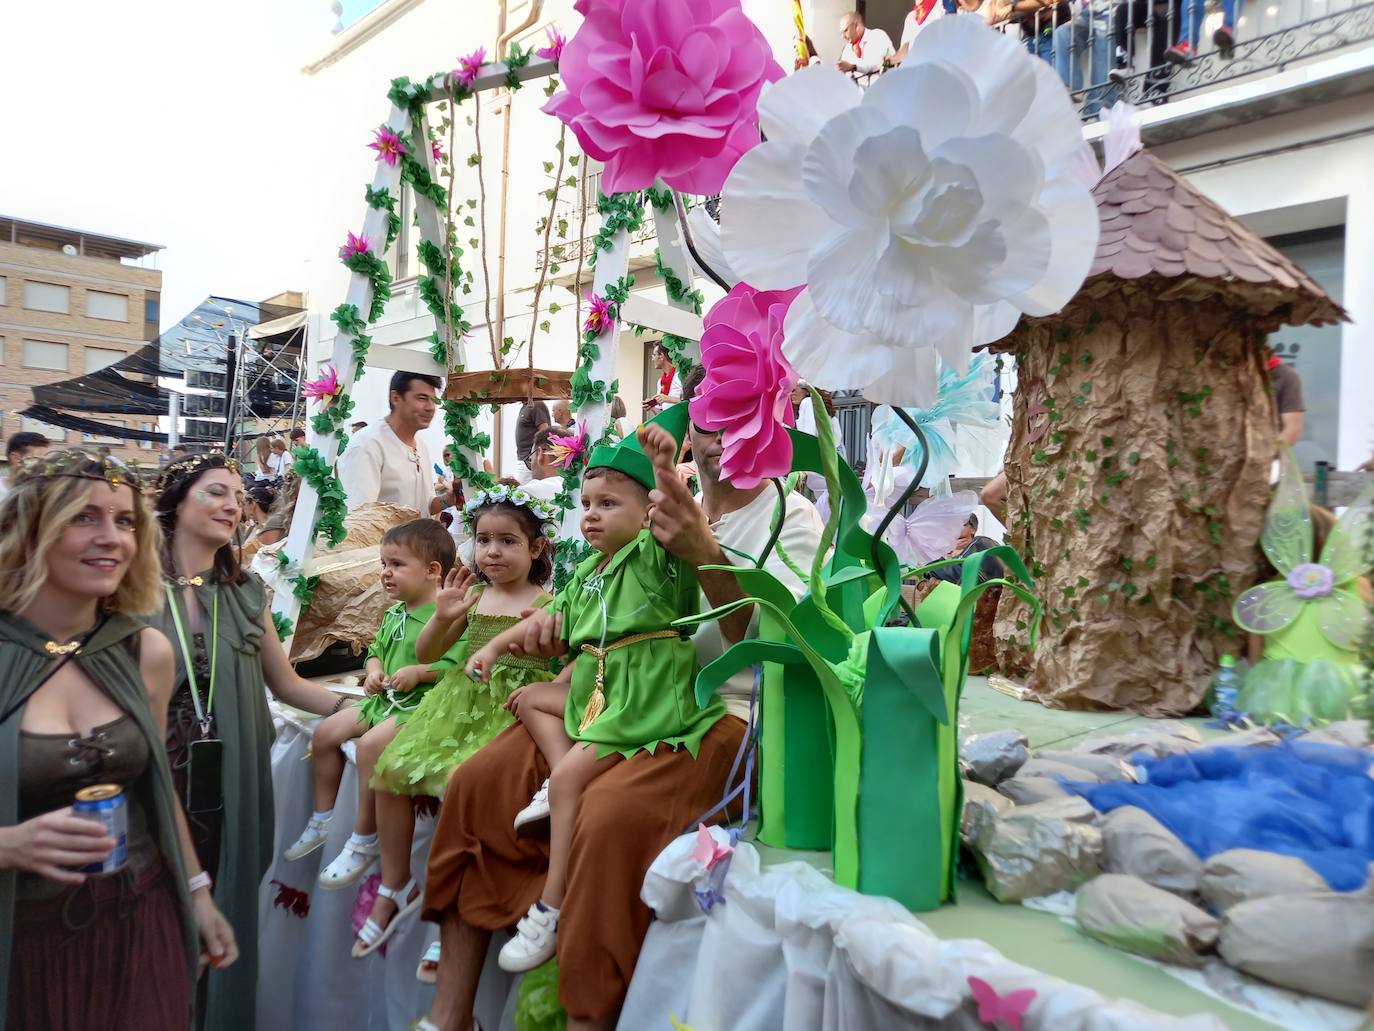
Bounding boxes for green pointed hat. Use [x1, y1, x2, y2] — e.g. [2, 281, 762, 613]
[586, 402, 690, 490]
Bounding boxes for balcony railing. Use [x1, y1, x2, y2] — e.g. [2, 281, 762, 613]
[1033, 0, 1374, 118]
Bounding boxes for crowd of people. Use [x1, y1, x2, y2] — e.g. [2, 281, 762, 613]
[828, 0, 1248, 115]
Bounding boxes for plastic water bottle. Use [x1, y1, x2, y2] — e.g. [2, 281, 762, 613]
[1208, 654, 1239, 717]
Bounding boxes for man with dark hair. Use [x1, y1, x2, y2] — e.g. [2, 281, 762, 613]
[290, 426, 307, 447]
[522, 424, 568, 503]
[1, 431, 51, 499]
[339, 370, 451, 515]
[515, 399, 551, 470]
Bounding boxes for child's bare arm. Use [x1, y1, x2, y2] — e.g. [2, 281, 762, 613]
[417, 567, 481, 663]
[363, 657, 386, 695]
[467, 614, 560, 681]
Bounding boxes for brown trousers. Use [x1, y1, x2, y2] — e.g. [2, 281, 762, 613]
[423, 714, 747, 1020]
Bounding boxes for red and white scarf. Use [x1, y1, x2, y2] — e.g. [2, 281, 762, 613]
[913, 0, 940, 25]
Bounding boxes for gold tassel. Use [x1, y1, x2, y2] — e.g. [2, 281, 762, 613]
[579, 681, 606, 733]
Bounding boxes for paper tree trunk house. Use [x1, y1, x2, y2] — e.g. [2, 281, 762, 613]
[990, 148, 1344, 716]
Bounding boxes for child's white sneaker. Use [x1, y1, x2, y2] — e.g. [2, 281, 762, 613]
[318, 834, 380, 889]
[513, 779, 550, 832]
[283, 814, 331, 861]
[498, 901, 558, 972]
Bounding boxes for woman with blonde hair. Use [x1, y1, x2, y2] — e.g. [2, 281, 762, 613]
[148, 451, 341, 1030]
[253, 436, 273, 482]
[0, 450, 237, 1031]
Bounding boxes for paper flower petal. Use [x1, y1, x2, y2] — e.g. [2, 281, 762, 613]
[721, 14, 1096, 407]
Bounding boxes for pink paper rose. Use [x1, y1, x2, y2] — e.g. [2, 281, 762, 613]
[543, 0, 783, 195]
[690, 283, 802, 489]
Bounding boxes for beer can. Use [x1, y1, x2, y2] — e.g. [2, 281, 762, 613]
[72, 784, 128, 874]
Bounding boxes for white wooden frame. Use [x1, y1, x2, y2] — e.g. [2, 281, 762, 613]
[274, 56, 705, 641]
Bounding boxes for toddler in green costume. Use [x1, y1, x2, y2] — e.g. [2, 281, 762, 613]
[465, 404, 725, 975]
[1232, 448, 1373, 724]
[339, 485, 560, 960]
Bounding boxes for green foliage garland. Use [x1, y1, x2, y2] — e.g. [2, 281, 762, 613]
[290, 445, 350, 548]
[586, 193, 644, 270]
[365, 185, 402, 248]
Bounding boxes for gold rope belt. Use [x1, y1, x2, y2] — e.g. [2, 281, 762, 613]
[577, 630, 682, 733]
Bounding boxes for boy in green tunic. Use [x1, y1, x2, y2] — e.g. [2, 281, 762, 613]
[466, 404, 725, 974]
[283, 518, 465, 888]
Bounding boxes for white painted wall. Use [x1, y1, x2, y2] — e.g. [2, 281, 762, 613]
[1154, 94, 1374, 470]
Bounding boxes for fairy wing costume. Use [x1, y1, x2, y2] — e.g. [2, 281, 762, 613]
[1231, 448, 1374, 722]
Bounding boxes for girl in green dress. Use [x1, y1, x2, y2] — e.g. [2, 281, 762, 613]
[350, 486, 559, 960]
[465, 411, 725, 975]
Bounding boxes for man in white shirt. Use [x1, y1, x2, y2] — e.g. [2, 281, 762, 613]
[339, 370, 451, 515]
[894, 0, 945, 62]
[837, 11, 895, 76]
[0, 431, 51, 500]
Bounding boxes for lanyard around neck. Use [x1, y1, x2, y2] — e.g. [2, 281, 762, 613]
[166, 584, 219, 733]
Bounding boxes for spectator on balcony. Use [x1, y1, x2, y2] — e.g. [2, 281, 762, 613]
[1166, 0, 1244, 62]
[988, 0, 1069, 64]
[1107, 0, 1179, 100]
[1054, 0, 1118, 117]
[893, 0, 946, 63]
[837, 12, 895, 78]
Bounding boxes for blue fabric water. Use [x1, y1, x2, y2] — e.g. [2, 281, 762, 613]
[1063, 741, 1374, 892]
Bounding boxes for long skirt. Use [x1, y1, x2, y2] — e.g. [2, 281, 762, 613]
[423, 715, 747, 1021]
[8, 860, 191, 1031]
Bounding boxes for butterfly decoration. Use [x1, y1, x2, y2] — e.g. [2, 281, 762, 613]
[692, 823, 734, 870]
[270, 879, 310, 919]
[968, 976, 1036, 1030]
[1233, 446, 1373, 651]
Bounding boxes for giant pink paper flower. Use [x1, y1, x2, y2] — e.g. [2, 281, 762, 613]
[543, 0, 783, 195]
[545, 422, 588, 469]
[690, 283, 801, 489]
[453, 47, 486, 90]
[368, 126, 408, 166]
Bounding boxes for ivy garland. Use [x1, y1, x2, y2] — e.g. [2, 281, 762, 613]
[365, 185, 402, 248]
[569, 273, 632, 410]
[586, 192, 645, 270]
[341, 247, 394, 324]
[650, 247, 704, 378]
[292, 445, 351, 548]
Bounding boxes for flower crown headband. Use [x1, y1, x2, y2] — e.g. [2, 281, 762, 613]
[463, 484, 560, 541]
[156, 451, 241, 494]
[16, 449, 144, 490]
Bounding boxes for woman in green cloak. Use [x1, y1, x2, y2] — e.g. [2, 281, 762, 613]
[149, 452, 342, 1030]
[0, 450, 237, 1031]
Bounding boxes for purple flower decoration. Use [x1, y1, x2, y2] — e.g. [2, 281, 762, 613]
[368, 126, 408, 166]
[536, 25, 567, 62]
[339, 231, 370, 261]
[453, 47, 486, 90]
[583, 292, 614, 336]
[431, 138, 444, 163]
[1287, 562, 1334, 599]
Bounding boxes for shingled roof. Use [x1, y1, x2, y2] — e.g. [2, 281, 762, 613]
[1091, 148, 1345, 327]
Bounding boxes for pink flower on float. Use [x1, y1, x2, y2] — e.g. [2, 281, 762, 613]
[542, 0, 784, 195]
[431, 138, 444, 163]
[454, 47, 486, 90]
[535, 24, 567, 62]
[303, 365, 342, 406]
[583, 292, 614, 336]
[339, 231, 370, 261]
[545, 421, 588, 469]
[368, 126, 408, 166]
[690, 283, 802, 489]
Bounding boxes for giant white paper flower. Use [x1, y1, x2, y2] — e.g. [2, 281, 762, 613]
[720, 16, 1099, 406]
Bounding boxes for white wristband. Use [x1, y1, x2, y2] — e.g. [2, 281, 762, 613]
[187, 871, 212, 894]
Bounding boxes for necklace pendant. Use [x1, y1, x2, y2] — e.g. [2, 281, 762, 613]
[45, 639, 81, 655]
[173, 575, 204, 588]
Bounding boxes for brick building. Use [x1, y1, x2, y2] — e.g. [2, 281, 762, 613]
[0, 215, 162, 462]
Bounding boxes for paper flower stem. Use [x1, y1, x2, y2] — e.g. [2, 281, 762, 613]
[870, 406, 931, 627]
[807, 387, 853, 640]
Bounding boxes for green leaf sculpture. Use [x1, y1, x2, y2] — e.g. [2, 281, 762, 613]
[678, 396, 1039, 911]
